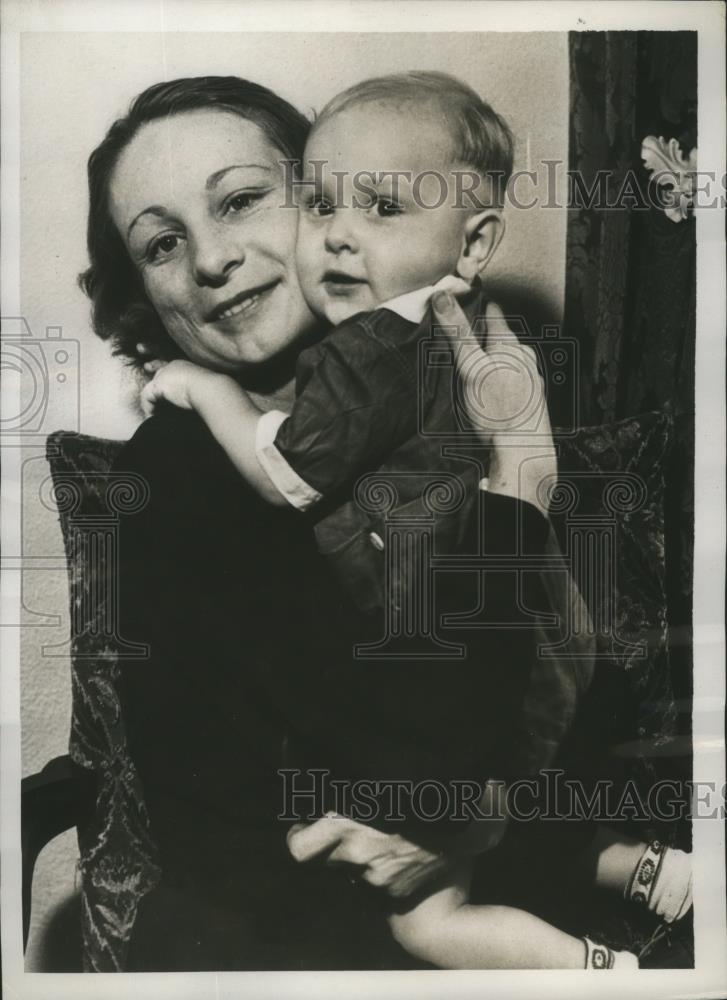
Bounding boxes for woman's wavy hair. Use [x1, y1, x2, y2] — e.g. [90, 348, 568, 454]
[79, 77, 311, 366]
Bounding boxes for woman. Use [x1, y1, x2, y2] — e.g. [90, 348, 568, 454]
[82, 76, 680, 971]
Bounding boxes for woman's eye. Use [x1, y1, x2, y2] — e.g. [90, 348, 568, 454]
[375, 199, 402, 218]
[148, 233, 183, 262]
[226, 191, 261, 214]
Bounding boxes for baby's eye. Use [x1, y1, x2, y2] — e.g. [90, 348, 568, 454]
[147, 233, 183, 262]
[306, 195, 335, 217]
[375, 199, 403, 218]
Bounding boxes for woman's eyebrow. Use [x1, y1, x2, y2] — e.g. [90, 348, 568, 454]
[126, 165, 275, 237]
[127, 206, 168, 239]
[205, 164, 274, 190]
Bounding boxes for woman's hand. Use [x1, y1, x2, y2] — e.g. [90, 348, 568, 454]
[431, 294, 557, 516]
[287, 816, 451, 898]
[287, 784, 508, 899]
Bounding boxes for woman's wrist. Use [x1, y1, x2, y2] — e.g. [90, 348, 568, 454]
[486, 437, 557, 517]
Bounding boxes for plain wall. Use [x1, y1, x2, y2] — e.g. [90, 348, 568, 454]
[18, 30, 569, 966]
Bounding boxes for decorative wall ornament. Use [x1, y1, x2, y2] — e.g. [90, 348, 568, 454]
[641, 136, 697, 222]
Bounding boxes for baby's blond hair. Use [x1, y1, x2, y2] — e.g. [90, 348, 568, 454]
[312, 70, 514, 206]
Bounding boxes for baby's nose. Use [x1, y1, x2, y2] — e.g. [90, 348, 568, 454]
[324, 210, 359, 254]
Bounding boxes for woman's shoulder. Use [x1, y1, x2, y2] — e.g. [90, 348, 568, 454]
[114, 405, 290, 520]
[115, 406, 208, 467]
[114, 406, 238, 494]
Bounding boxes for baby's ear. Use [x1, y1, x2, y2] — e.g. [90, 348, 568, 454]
[457, 210, 505, 281]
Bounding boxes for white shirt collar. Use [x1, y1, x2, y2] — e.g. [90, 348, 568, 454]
[379, 274, 472, 324]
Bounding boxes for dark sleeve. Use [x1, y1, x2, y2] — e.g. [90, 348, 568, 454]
[480, 489, 550, 556]
[475, 490, 552, 628]
[273, 321, 415, 496]
[113, 409, 208, 797]
[113, 407, 273, 800]
[478, 491, 596, 778]
[114, 408, 245, 654]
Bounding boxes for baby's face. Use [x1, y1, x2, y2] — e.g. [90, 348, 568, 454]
[296, 103, 470, 325]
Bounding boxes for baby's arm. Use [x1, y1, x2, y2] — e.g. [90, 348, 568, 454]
[142, 307, 442, 511]
[141, 360, 289, 505]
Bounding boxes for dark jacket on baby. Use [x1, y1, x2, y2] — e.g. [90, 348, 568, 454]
[256, 283, 595, 776]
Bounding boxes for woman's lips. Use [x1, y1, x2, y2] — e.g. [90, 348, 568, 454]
[206, 279, 279, 323]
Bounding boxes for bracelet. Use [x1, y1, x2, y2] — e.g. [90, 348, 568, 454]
[625, 840, 667, 908]
[582, 936, 615, 969]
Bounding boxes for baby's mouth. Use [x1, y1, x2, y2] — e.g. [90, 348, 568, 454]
[321, 270, 368, 296]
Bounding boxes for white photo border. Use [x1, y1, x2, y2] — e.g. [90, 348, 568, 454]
[2, 2, 725, 999]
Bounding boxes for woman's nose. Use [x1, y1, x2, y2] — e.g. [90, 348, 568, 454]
[324, 210, 359, 255]
[190, 228, 245, 286]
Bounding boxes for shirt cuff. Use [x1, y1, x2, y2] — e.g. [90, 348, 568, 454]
[478, 485, 550, 554]
[255, 409, 322, 511]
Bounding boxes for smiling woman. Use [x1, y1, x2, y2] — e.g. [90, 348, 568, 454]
[108, 113, 314, 370]
[81, 80, 315, 373]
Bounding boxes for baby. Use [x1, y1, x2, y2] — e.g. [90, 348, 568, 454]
[142, 71, 691, 969]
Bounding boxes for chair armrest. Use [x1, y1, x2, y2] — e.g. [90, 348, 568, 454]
[22, 755, 96, 948]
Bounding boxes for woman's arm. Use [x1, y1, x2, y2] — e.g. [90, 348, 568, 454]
[430, 292, 557, 516]
[287, 811, 502, 899]
[433, 291, 594, 771]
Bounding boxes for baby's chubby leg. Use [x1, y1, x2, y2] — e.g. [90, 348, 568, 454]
[387, 863, 590, 969]
[387, 863, 472, 967]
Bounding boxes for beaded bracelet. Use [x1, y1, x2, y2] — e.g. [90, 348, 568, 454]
[582, 937, 615, 969]
[625, 839, 667, 908]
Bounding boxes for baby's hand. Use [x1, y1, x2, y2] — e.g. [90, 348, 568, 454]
[141, 359, 218, 417]
[136, 341, 167, 374]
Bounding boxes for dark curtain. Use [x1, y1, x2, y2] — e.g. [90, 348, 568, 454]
[563, 32, 696, 751]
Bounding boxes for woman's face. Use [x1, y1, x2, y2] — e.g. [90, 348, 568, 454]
[109, 110, 316, 372]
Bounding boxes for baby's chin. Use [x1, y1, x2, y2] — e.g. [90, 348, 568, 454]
[323, 302, 368, 325]
[317, 292, 378, 326]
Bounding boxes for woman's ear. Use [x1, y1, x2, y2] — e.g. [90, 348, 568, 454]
[456, 210, 505, 282]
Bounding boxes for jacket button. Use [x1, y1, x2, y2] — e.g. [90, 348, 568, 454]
[369, 531, 385, 551]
